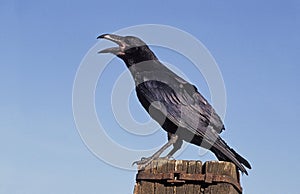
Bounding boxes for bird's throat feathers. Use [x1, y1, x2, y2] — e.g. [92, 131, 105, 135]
[118, 46, 158, 68]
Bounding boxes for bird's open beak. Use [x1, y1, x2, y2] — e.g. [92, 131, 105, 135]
[97, 34, 126, 55]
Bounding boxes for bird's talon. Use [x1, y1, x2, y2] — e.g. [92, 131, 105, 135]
[132, 157, 153, 170]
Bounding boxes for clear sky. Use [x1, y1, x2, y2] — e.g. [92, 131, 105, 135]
[1, 0, 300, 193]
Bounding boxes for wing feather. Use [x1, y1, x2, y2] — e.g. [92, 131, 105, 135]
[136, 79, 224, 138]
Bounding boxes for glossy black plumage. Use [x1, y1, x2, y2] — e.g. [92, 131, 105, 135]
[98, 34, 251, 174]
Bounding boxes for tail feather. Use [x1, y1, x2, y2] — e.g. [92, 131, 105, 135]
[228, 147, 252, 169]
[211, 138, 251, 175]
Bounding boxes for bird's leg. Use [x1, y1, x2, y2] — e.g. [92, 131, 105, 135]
[133, 134, 178, 169]
[159, 132, 183, 160]
[163, 138, 183, 159]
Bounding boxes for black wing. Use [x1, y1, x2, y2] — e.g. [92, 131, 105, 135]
[136, 76, 224, 137]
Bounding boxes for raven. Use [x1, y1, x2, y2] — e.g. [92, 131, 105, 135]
[97, 34, 251, 175]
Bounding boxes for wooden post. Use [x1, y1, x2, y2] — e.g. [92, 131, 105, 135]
[133, 160, 242, 194]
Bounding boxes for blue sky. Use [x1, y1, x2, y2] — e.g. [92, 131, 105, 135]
[1, 0, 300, 193]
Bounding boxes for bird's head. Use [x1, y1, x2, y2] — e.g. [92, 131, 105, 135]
[97, 34, 157, 66]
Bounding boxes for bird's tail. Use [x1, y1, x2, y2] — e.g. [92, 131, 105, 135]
[210, 138, 252, 175]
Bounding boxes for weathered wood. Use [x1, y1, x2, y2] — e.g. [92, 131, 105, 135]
[138, 160, 154, 194]
[174, 160, 186, 194]
[186, 160, 197, 194]
[156, 159, 167, 194]
[203, 161, 240, 194]
[166, 160, 175, 194]
[194, 161, 202, 193]
[133, 160, 242, 194]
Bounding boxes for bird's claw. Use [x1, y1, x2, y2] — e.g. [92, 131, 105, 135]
[132, 157, 154, 170]
[132, 156, 173, 170]
[168, 155, 176, 160]
[132, 157, 146, 165]
[161, 155, 174, 160]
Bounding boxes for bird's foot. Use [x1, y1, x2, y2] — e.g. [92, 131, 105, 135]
[132, 156, 154, 170]
[161, 155, 174, 160]
[132, 156, 173, 170]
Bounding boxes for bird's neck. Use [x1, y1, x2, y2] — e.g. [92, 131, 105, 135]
[125, 59, 158, 75]
[118, 46, 157, 67]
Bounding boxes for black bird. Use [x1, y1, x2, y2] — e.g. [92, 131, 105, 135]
[97, 34, 251, 175]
